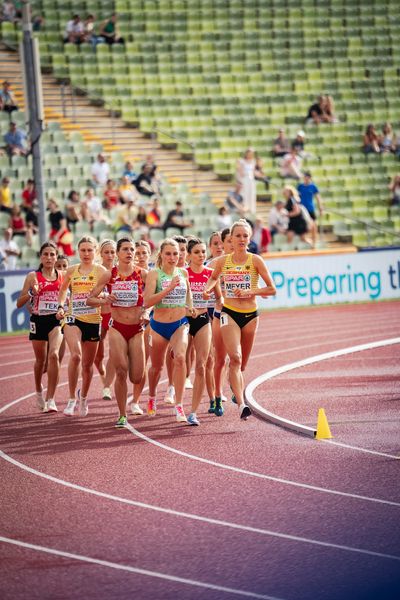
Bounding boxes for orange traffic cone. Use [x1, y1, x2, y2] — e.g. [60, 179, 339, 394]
[316, 408, 333, 440]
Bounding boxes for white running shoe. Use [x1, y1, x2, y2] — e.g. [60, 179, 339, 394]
[36, 392, 45, 411]
[46, 399, 58, 413]
[78, 390, 89, 417]
[63, 399, 76, 416]
[221, 394, 228, 402]
[184, 377, 193, 389]
[102, 387, 112, 400]
[164, 385, 175, 405]
[239, 403, 251, 420]
[175, 404, 187, 423]
[130, 402, 144, 415]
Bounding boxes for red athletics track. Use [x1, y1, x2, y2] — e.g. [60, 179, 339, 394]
[0, 301, 399, 600]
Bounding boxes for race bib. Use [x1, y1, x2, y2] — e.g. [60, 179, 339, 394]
[71, 293, 97, 316]
[38, 291, 59, 316]
[29, 321, 36, 334]
[220, 313, 229, 327]
[223, 273, 251, 298]
[111, 280, 139, 308]
[161, 278, 186, 306]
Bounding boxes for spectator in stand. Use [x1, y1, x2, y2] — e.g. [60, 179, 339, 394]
[216, 206, 233, 229]
[297, 172, 323, 248]
[306, 95, 325, 124]
[91, 153, 110, 189]
[273, 128, 291, 158]
[21, 179, 36, 211]
[251, 217, 271, 253]
[82, 188, 105, 230]
[119, 174, 138, 204]
[65, 190, 81, 231]
[0, 228, 21, 270]
[321, 95, 338, 123]
[132, 205, 148, 231]
[389, 175, 400, 206]
[163, 200, 193, 234]
[292, 130, 306, 156]
[103, 178, 120, 209]
[363, 124, 380, 154]
[268, 200, 289, 238]
[146, 197, 162, 228]
[9, 204, 32, 245]
[0, 176, 12, 213]
[142, 153, 157, 176]
[0, 80, 18, 114]
[83, 14, 97, 45]
[134, 164, 160, 199]
[236, 148, 257, 215]
[225, 181, 247, 217]
[114, 197, 136, 233]
[1, 1, 17, 23]
[379, 122, 396, 154]
[280, 146, 303, 180]
[122, 160, 137, 181]
[98, 13, 124, 45]
[64, 14, 85, 44]
[283, 185, 312, 247]
[4, 121, 28, 156]
[48, 199, 74, 256]
[254, 154, 270, 189]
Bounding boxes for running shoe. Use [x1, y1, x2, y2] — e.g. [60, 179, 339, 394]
[214, 397, 224, 417]
[187, 412, 200, 426]
[115, 415, 127, 428]
[78, 389, 89, 417]
[102, 387, 112, 400]
[175, 405, 187, 423]
[184, 377, 193, 389]
[208, 399, 216, 414]
[239, 404, 251, 420]
[130, 402, 144, 415]
[147, 398, 157, 416]
[221, 394, 228, 402]
[164, 385, 175, 405]
[36, 392, 45, 411]
[46, 399, 58, 413]
[63, 399, 76, 416]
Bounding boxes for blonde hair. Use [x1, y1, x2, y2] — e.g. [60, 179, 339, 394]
[156, 238, 179, 268]
[135, 240, 151, 254]
[230, 219, 252, 235]
[77, 235, 98, 249]
[283, 185, 300, 202]
[99, 239, 116, 253]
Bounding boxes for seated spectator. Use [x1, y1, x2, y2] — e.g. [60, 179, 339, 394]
[0, 228, 21, 270]
[64, 14, 85, 44]
[1, 1, 17, 23]
[119, 174, 138, 204]
[4, 121, 28, 156]
[0, 176, 12, 213]
[163, 200, 193, 234]
[132, 206, 148, 231]
[321, 95, 338, 123]
[280, 146, 303, 180]
[48, 199, 74, 256]
[32, 14, 44, 31]
[134, 164, 161, 198]
[225, 182, 247, 217]
[0, 80, 18, 114]
[91, 153, 110, 188]
[363, 124, 380, 154]
[9, 204, 32, 245]
[283, 185, 312, 247]
[251, 217, 271, 253]
[21, 178, 36, 212]
[82, 188, 105, 229]
[216, 206, 233, 229]
[122, 161, 137, 181]
[114, 197, 137, 233]
[389, 175, 400, 206]
[146, 198, 162, 228]
[83, 14, 96, 45]
[273, 128, 291, 158]
[103, 178, 120, 209]
[292, 130, 306, 156]
[98, 13, 124, 45]
[254, 154, 270, 189]
[306, 95, 325, 124]
[379, 122, 396, 154]
[297, 172, 323, 248]
[142, 154, 157, 176]
[268, 200, 289, 238]
[65, 190, 81, 230]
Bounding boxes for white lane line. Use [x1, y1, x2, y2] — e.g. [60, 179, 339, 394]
[1, 384, 399, 509]
[324, 440, 400, 459]
[0, 536, 283, 600]
[1, 451, 400, 562]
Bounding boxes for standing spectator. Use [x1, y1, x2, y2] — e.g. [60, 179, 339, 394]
[268, 200, 289, 238]
[0, 227, 20, 270]
[225, 181, 247, 217]
[216, 206, 233, 229]
[4, 121, 28, 156]
[103, 178, 120, 209]
[0, 176, 12, 213]
[236, 148, 257, 215]
[134, 164, 160, 198]
[297, 172, 323, 247]
[363, 124, 380, 154]
[0, 80, 18, 114]
[91, 153, 110, 188]
[251, 217, 271, 253]
[119, 174, 138, 204]
[65, 190, 81, 231]
[98, 13, 124, 45]
[306, 95, 325, 124]
[122, 161, 137, 181]
[280, 146, 303, 180]
[389, 175, 400, 206]
[64, 14, 85, 44]
[48, 199, 74, 256]
[283, 186, 312, 247]
[163, 200, 192, 234]
[379, 122, 396, 154]
[273, 128, 291, 158]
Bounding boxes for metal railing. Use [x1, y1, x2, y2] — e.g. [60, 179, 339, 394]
[60, 80, 76, 122]
[326, 209, 400, 246]
[152, 124, 197, 193]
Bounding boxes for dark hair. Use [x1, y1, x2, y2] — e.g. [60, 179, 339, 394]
[116, 237, 134, 252]
[37, 241, 58, 272]
[208, 231, 221, 247]
[187, 237, 204, 254]
[221, 228, 231, 242]
[172, 235, 187, 247]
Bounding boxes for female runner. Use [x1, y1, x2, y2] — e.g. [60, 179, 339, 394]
[204, 220, 276, 419]
[56, 236, 106, 417]
[186, 238, 222, 425]
[144, 238, 195, 423]
[87, 237, 147, 428]
[17, 241, 63, 413]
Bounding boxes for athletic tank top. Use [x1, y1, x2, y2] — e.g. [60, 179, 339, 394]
[67, 265, 101, 323]
[108, 265, 144, 308]
[221, 253, 259, 299]
[32, 270, 63, 316]
[187, 266, 214, 309]
[155, 267, 187, 309]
